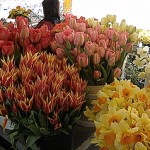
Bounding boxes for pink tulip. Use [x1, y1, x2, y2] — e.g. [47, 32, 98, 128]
[77, 53, 88, 68]
[84, 41, 95, 56]
[108, 57, 116, 67]
[69, 18, 77, 29]
[93, 53, 101, 65]
[55, 32, 64, 44]
[97, 47, 105, 58]
[2, 41, 14, 56]
[76, 23, 86, 32]
[119, 33, 127, 46]
[105, 28, 115, 40]
[49, 41, 59, 53]
[98, 39, 107, 49]
[56, 48, 66, 59]
[73, 32, 84, 46]
[113, 31, 119, 42]
[87, 28, 98, 42]
[125, 43, 133, 52]
[105, 48, 115, 60]
[63, 28, 74, 42]
[0, 28, 10, 41]
[29, 28, 41, 44]
[93, 70, 101, 79]
[113, 67, 122, 78]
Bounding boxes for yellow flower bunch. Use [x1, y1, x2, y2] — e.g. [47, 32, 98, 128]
[138, 29, 150, 45]
[85, 79, 150, 150]
[8, 6, 32, 19]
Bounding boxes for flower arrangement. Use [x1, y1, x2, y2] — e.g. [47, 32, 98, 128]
[85, 78, 150, 150]
[0, 52, 87, 149]
[138, 29, 150, 46]
[0, 16, 53, 66]
[8, 6, 32, 19]
[132, 46, 150, 87]
[50, 14, 139, 86]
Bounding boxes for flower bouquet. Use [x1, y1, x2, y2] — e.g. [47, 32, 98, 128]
[85, 78, 150, 150]
[50, 14, 139, 86]
[0, 52, 87, 149]
[132, 46, 150, 87]
[8, 6, 32, 19]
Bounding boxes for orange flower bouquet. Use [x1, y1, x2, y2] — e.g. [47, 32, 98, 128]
[0, 52, 87, 149]
[85, 78, 150, 149]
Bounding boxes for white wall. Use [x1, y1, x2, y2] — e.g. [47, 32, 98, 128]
[72, 0, 150, 30]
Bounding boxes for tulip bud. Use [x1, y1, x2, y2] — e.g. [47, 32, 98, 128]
[77, 53, 88, 68]
[98, 47, 105, 58]
[119, 19, 127, 32]
[129, 33, 138, 43]
[74, 32, 84, 46]
[55, 32, 64, 44]
[76, 23, 86, 32]
[113, 67, 122, 78]
[20, 25, 29, 39]
[127, 25, 136, 34]
[119, 33, 127, 46]
[84, 41, 95, 56]
[93, 53, 100, 65]
[56, 48, 66, 59]
[125, 43, 133, 52]
[93, 70, 101, 79]
[69, 18, 77, 29]
[108, 57, 115, 67]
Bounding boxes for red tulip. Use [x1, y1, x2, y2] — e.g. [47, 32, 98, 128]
[0, 28, 10, 41]
[20, 25, 29, 39]
[29, 28, 41, 44]
[2, 41, 14, 56]
[40, 37, 50, 49]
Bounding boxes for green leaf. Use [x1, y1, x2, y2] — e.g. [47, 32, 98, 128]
[28, 125, 41, 135]
[64, 48, 75, 64]
[38, 110, 47, 128]
[24, 135, 40, 150]
[40, 128, 50, 135]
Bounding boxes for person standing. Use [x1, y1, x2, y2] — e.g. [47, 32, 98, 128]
[36, 0, 60, 29]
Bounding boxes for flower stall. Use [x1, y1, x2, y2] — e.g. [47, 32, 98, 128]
[0, 2, 149, 149]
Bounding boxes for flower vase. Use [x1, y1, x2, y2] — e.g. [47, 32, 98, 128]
[77, 86, 102, 127]
[36, 131, 73, 150]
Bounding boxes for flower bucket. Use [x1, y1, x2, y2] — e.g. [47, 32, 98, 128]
[77, 86, 102, 127]
[36, 131, 73, 150]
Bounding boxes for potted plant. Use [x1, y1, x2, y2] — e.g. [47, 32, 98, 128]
[0, 52, 87, 150]
[85, 78, 150, 150]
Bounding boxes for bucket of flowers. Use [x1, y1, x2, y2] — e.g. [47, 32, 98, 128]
[85, 78, 150, 150]
[0, 52, 87, 150]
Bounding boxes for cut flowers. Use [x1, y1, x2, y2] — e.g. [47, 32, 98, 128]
[85, 78, 150, 150]
[0, 52, 87, 149]
[50, 14, 139, 85]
